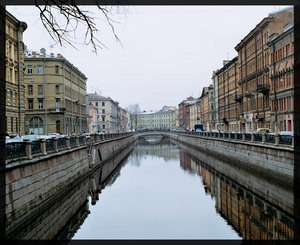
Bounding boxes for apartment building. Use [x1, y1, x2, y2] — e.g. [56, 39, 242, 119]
[24, 49, 87, 135]
[234, 7, 294, 131]
[211, 71, 219, 130]
[216, 58, 240, 132]
[189, 98, 201, 131]
[5, 11, 27, 136]
[268, 24, 294, 132]
[200, 87, 209, 131]
[178, 96, 195, 130]
[88, 92, 120, 133]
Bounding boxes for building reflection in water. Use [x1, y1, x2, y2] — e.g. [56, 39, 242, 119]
[179, 151, 294, 240]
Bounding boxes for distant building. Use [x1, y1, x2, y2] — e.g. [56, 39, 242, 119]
[178, 96, 195, 130]
[137, 106, 177, 130]
[211, 71, 219, 130]
[189, 98, 201, 131]
[5, 11, 27, 136]
[88, 92, 127, 133]
[268, 25, 294, 132]
[200, 87, 209, 131]
[24, 49, 87, 135]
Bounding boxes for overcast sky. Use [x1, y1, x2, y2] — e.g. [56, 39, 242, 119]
[7, 5, 290, 112]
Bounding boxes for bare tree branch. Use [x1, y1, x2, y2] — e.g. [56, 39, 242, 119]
[35, 0, 127, 53]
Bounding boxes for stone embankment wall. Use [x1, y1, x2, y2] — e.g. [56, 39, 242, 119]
[168, 132, 294, 188]
[5, 134, 134, 238]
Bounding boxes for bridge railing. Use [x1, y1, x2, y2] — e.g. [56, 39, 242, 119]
[5, 132, 134, 163]
[168, 130, 294, 148]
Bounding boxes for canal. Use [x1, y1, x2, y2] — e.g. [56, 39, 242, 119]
[8, 136, 294, 240]
[70, 137, 293, 240]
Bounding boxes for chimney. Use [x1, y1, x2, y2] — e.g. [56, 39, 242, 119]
[32, 51, 36, 57]
[50, 53, 54, 57]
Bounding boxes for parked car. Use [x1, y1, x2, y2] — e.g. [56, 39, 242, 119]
[82, 133, 91, 139]
[278, 131, 293, 136]
[6, 135, 22, 143]
[20, 134, 40, 141]
[49, 133, 66, 138]
[255, 128, 271, 134]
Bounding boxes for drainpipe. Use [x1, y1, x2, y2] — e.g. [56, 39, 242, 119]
[17, 21, 23, 135]
[43, 49, 47, 135]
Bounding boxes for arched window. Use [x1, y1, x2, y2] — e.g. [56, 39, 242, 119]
[29, 117, 43, 134]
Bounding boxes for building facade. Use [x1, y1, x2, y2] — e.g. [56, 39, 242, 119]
[216, 58, 240, 132]
[178, 96, 195, 130]
[200, 87, 209, 131]
[5, 11, 27, 136]
[88, 92, 121, 133]
[137, 106, 177, 130]
[234, 7, 294, 131]
[268, 25, 294, 132]
[24, 49, 87, 135]
[189, 98, 201, 131]
[211, 71, 219, 130]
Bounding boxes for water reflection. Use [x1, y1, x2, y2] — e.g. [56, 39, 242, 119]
[179, 150, 294, 240]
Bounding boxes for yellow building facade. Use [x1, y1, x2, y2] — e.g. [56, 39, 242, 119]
[5, 11, 27, 136]
[24, 50, 87, 135]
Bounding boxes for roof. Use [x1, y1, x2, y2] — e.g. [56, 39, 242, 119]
[88, 93, 110, 101]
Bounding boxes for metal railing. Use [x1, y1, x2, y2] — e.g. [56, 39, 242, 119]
[5, 132, 134, 163]
[31, 141, 42, 155]
[46, 139, 55, 151]
[6, 142, 26, 160]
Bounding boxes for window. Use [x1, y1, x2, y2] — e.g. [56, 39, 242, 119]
[102, 109, 105, 113]
[28, 99, 33, 109]
[55, 65, 59, 75]
[28, 85, 33, 94]
[38, 99, 44, 109]
[102, 102, 105, 106]
[102, 125, 105, 129]
[27, 65, 33, 74]
[38, 85, 43, 94]
[96, 102, 98, 106]
[56, 98, 60, 109]
[37, 65, 43, 74]
[102, 116, 105, 121]
[55, 85, 60, 94]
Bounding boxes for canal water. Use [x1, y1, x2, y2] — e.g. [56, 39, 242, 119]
[73, 138, 240, 239]
[70, 137, 294, 240]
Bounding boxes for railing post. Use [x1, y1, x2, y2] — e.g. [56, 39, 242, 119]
[24, 139, 33, 160]
[83, 135, 86, 145]
[234, 132, 237, 140]
[251, 133, 254, 142]
[40, 139, 47, 155]
[242, 133, 245, 141]
[53, 137, 58, 152]
[66, 136, 71, 149]
[76, 135, 79, 147]
[275, 133, 280, 146]
[262, 133, 266, 143]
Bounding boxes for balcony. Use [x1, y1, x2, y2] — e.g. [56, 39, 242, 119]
[256, 84, 270, 94]
[234, 94, 242, 102]
[48, 107, 66, 113]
